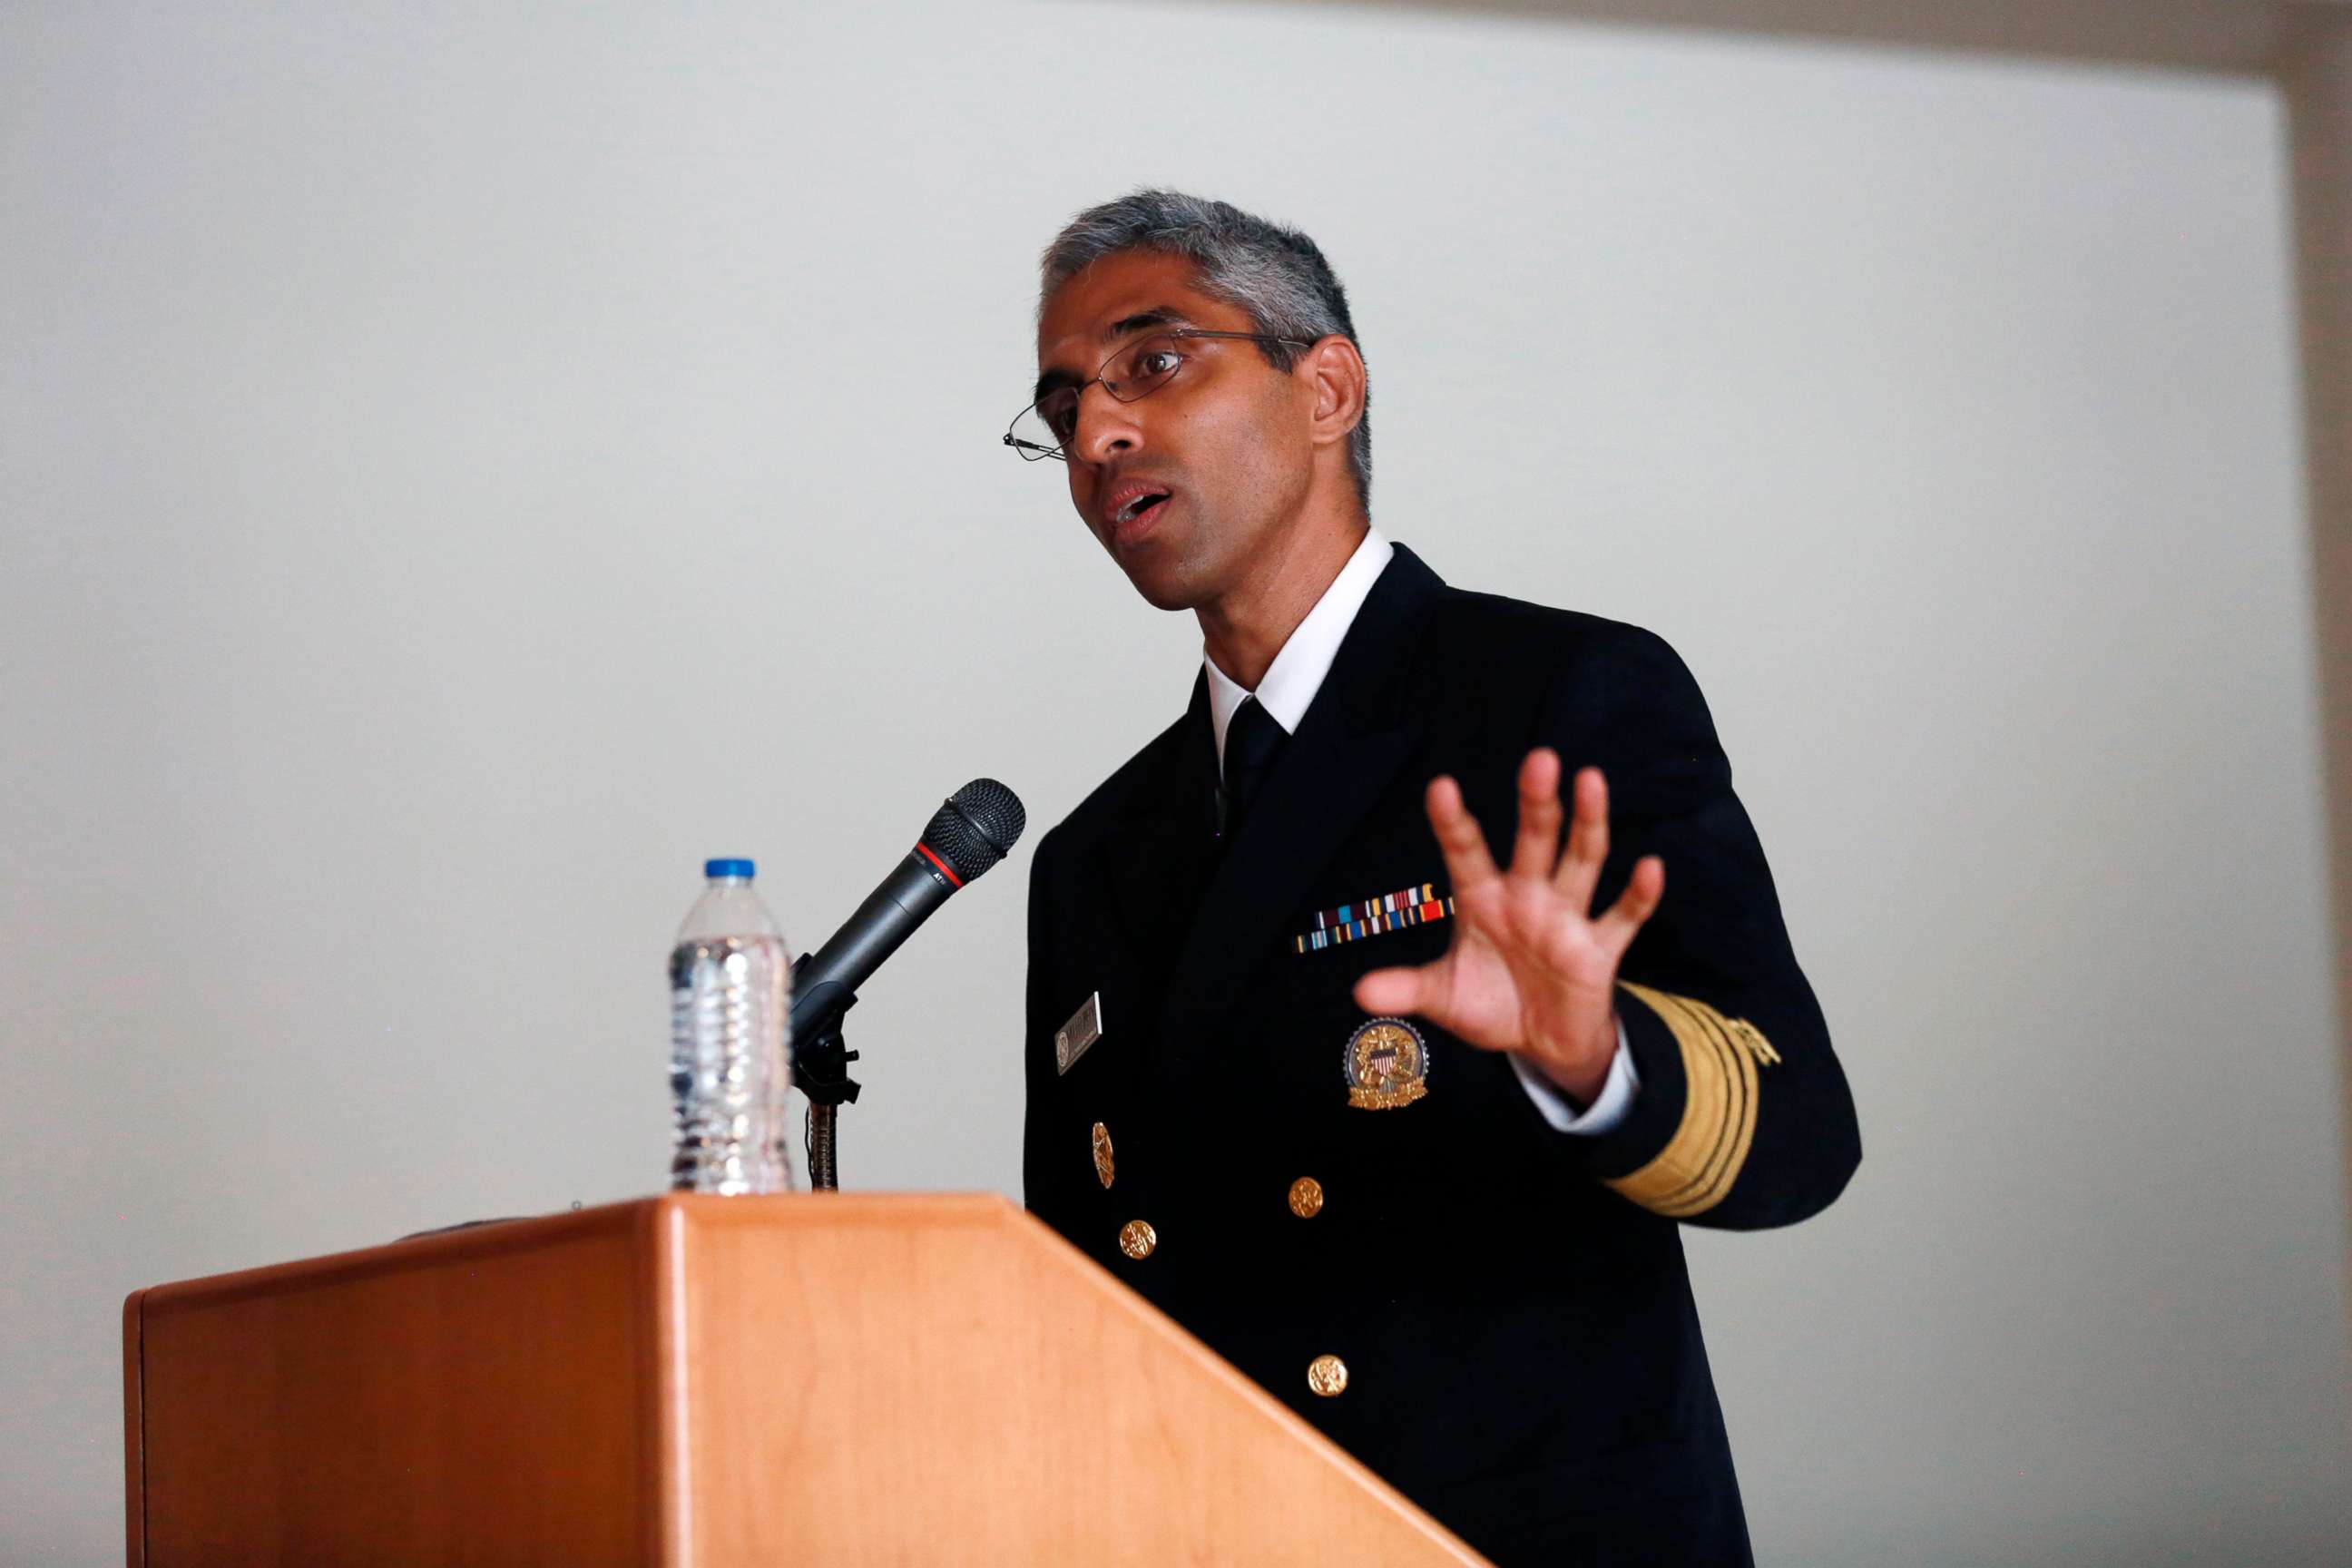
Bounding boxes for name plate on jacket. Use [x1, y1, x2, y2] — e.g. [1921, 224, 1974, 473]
[1054, 992, 1104, 1075]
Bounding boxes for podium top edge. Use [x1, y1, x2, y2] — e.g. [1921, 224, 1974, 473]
[131, 1192, 1028, 1315]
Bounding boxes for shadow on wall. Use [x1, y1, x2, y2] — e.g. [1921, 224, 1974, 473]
[1178, 0, 2290, 74]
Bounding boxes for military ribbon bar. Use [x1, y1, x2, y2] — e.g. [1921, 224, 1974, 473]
[1295, 882, 1455, 954]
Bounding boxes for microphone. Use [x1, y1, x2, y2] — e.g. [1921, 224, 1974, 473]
[789, 779, 1027, 1044]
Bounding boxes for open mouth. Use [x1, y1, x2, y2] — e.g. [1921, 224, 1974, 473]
[1109, 489, 1172, 535]
[1115, 491, 1170, 524]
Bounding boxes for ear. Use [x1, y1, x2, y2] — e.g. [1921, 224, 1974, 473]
[1298, 336, 1367, 452]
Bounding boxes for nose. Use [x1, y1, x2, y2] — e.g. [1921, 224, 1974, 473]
[1071, 381, 1142, 466]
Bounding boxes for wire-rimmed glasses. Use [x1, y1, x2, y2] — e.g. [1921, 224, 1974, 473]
[1004, 328, 1315, 461]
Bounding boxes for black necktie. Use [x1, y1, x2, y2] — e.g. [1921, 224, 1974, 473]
[1222, 696, 1288, 845]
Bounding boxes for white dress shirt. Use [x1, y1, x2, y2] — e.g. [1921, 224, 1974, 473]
[1202, 527, 1641, 1135]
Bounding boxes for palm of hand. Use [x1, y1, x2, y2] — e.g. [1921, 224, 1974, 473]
[1422, 877, 1628, 1053]
[1353, 750, 1664, 1103]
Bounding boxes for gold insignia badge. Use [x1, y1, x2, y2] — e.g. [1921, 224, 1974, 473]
[1091, 1122, 1114, 1189]
[1343, 1017, 1430, 1110]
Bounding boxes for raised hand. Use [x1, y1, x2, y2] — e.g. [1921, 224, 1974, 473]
[1352, 749, 1665, 1105]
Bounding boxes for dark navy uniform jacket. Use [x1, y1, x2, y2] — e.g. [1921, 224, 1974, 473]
[1023, 542, 1860, 1565]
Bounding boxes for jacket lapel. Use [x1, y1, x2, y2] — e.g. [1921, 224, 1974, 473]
[1161, 544, 1445, 1031]
[1102, 671, 1220, 970]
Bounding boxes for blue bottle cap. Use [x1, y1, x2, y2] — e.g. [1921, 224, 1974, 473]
[704, 858, 756, 879]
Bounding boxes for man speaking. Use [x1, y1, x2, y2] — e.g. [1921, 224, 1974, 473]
[1012, 190, 1860, 1566]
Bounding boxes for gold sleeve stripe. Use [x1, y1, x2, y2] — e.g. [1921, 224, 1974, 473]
[1666, 1002, 1748, 1212]
[1604, 982, 1781, 1218]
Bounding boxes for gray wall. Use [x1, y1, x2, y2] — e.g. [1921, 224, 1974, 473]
[4, 2, 2346, 1562]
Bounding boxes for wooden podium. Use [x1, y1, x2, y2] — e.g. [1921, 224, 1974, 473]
[122, 1193, 1486, 1565]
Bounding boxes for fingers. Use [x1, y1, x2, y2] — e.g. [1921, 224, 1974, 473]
[1552, 766, 1610, 912]
[1433, 759, 1656, 948]
[1425, 774, 1500, 892]
[1591, 855, 1666, 957]
[1511, 749, 1564, 879]
[1354, 963, 1445, 1018]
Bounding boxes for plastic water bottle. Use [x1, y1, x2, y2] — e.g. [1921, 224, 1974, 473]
[669, 858, 795, 1194]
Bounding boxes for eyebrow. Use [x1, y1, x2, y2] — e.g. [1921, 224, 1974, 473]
[1032, 306, 1200, 402]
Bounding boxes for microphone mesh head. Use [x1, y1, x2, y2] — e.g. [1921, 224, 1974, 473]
[921, 779, 1027, 883]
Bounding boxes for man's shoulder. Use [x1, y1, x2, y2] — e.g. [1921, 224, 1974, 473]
[1423, 577, 1690, 694]
[1409, 575, 1720, 762]
[1032, 705, 1193, 867]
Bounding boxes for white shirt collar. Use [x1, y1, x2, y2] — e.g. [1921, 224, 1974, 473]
[1204, 527, 1395, 769]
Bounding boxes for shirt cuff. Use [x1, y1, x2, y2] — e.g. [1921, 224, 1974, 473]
[1509, 1017, 1642, 1135]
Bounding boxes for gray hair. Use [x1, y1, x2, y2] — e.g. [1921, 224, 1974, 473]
[1040, 189, 1371, 511]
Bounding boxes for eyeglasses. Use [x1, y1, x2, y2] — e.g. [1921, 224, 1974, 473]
[1004, 328, 1316, 462]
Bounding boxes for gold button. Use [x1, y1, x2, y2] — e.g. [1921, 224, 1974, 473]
[1307, 1354, 1348, 1396]
[1091, 1122, 1114, 1189]
[1288, 1177, 1325, 1218]
[1118, 1220, 1157, 1259]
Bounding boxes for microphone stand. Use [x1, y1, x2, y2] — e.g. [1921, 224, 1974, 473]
[789, 956, 861, 1191]
[793, 1015, 860, 1191]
